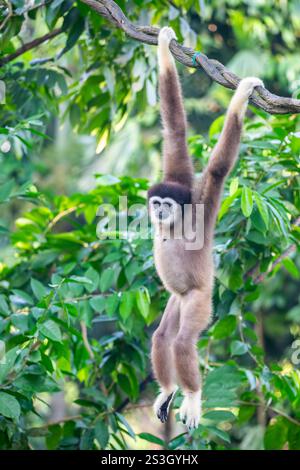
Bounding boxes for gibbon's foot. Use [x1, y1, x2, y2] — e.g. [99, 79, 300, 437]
[179, 390, 202, 430]
[237, 77, 264, 97]
[158, 26, 177, 46]
[153, 389, 177, 423]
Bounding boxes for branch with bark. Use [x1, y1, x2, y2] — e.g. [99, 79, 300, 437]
[80, 0, 300, 115]
[0, 27, 63, 67]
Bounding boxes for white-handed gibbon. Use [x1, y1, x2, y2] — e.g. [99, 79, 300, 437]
[147, 26, 264, 429]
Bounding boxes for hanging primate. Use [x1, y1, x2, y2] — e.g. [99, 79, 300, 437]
[148, 27, 264, 429]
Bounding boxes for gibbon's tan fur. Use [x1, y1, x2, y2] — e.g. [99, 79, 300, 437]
[148, 26, 264, 429]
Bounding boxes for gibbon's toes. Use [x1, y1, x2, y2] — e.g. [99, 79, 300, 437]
[238, 77, 265, 96]
[158, 26, 177, 45]
[179, 391, 202, 430]
[153, 390, 176, 423]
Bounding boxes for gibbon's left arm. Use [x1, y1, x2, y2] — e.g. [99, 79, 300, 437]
[196, 77, 264, 231]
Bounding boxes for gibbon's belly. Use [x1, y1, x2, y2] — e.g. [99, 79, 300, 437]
[153, 237, 206, 295]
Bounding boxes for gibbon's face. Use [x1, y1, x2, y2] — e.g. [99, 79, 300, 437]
[149, 196, 182, 227]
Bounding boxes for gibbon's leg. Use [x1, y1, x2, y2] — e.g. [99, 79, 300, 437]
[158, 27, 194, 188]
[173, 289, 212, 429]
[195, 77, 264, 230]
[151, 294, 180, 422]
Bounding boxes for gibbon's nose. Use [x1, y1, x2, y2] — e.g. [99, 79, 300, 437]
[158, 212, 163, 219]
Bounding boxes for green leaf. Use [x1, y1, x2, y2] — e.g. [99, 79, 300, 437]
[229, 177, 239, 196]
[38, 320, 62, 342]
[264, 418, 288, 450]
[90, 295, 106, 313]
[0, 346, 19, 384]
[0, 179, 14, 203]
[0, 392, 21, 420]
[119, 292, 134, 321]
[95, 420, 109, 449]
[139, 432, 165, 446]
[282, 258, 299, 278]
[99, 268, 115, 292]
[241, 186, 253, 217]
[136, 289, 150, 321]
[230, 340, 248, 356]
[202, 410, 236, 422]
[31, 278, 48, 300]
[205, 425, 231, 443]
[254, 193, 269, 229]
[85, 267, 100, 293]
[0, 295, 10, 315]
[116, 413, 135, 439]
[212, 315, 237, 339]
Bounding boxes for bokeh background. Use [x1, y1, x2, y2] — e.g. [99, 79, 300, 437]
[0, 0, 299, 450]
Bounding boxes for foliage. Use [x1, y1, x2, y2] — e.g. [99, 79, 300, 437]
[1, 109, 300, 449]
[0, 0, 299, 452]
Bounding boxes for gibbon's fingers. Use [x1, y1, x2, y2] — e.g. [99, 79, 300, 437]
[229, 77, 265, 119]
[158, 26, 177, 75]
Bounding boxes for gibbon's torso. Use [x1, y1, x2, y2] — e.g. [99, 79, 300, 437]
[153, 234, 214, 295]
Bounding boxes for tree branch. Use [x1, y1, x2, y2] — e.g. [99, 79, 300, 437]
[80, 0, 300, 115]
[0, 27, 63, 67]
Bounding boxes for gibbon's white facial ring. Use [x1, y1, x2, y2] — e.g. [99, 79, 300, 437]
[149, 196, 180, 225]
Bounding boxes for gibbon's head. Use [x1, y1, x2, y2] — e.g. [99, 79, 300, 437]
[147, 182, 192, 227]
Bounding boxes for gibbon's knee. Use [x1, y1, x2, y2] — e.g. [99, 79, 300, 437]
[152, 327, 167, 349]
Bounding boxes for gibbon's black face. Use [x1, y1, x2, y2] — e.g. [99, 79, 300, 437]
[147, 182, 192, 227]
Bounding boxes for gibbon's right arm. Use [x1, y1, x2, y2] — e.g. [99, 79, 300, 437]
[158, 27, 194, 188]
[197, 77, 264, 230]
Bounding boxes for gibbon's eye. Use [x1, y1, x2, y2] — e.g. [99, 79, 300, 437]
[153, 201, 161, 209]
[163, 201, 171, 209]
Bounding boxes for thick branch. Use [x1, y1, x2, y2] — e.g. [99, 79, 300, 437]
[0, 27, 63, 67]
[80, 0, 300, 115]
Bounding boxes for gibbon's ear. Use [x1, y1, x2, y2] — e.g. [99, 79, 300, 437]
[148, 182, 192, 206]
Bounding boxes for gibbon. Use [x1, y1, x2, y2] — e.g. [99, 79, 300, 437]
[147, 26, 264, 429]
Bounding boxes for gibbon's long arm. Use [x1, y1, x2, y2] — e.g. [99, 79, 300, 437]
[197, 77, 264, 230]
[158, 27, 194, 188]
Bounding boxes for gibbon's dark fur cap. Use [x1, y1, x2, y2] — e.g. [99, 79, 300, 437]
[148, 181, 192, 207]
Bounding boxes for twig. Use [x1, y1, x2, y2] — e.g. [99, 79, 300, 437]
[44, 205, 83, 234]
[80, 321, 95, 360]
[0, 27, 63, 67]
[0, 1, 12, 31]
[246, 216, 300, 284]
[238, 401, 300, 427]
[80, 0, 300, 115]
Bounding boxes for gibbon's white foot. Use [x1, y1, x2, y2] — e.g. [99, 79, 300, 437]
[230, 77, 264, 117]
[153, 387, 177, 423]
[179, 390, 202, 430]
[158, 27, 177, 75]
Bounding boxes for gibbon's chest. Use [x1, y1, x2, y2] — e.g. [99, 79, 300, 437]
[153, 237, 200, 294]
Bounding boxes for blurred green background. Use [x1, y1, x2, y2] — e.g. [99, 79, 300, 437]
[0, 0, 299, 451]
